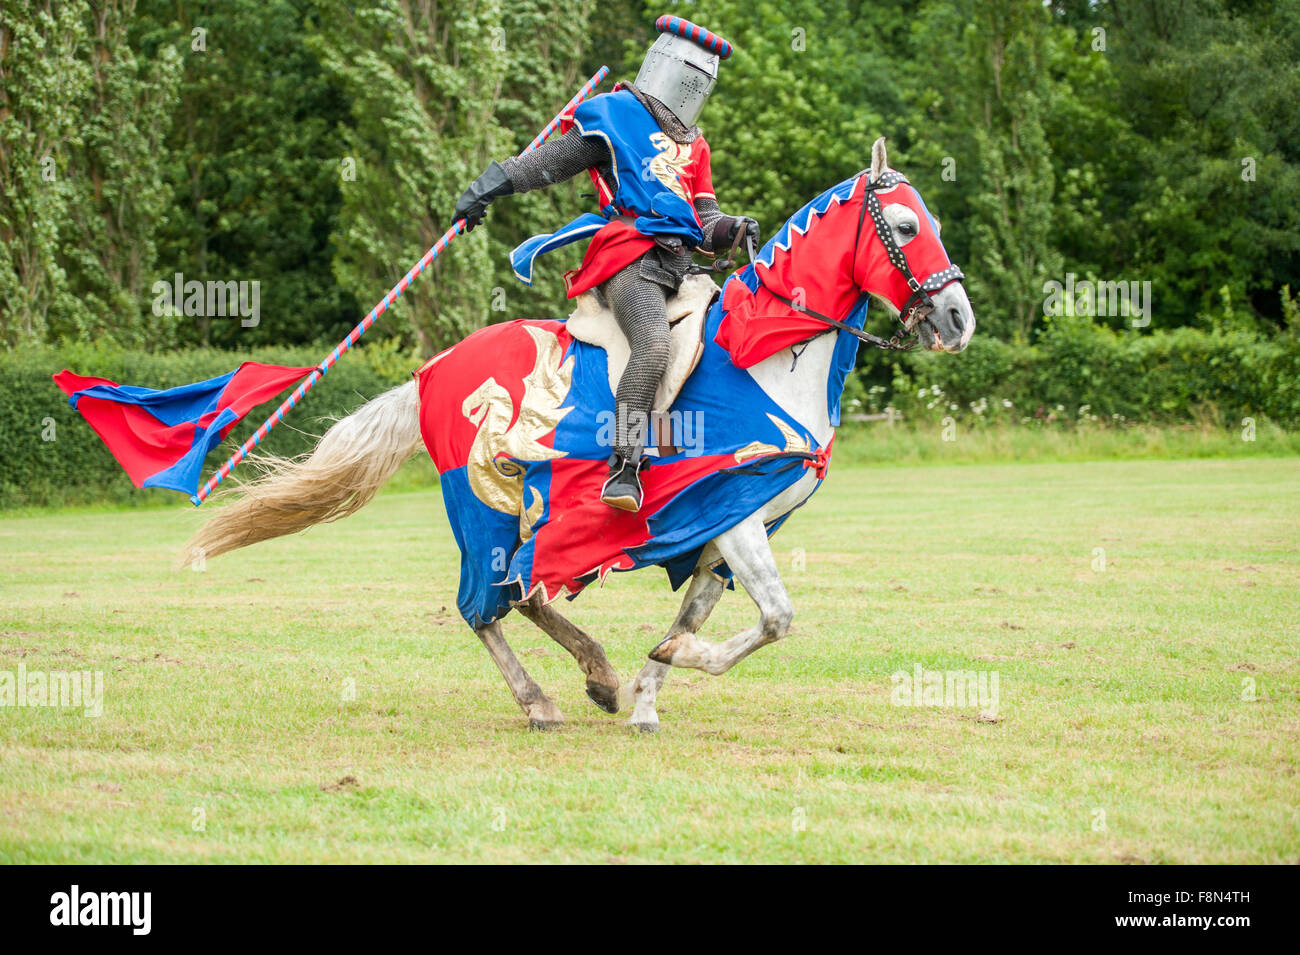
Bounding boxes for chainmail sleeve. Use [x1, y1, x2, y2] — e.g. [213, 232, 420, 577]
[501, 128, 612, 193]
[694, 195, 739, 253]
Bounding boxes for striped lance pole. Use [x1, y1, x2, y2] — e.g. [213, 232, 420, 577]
[192, 65, 609, 505]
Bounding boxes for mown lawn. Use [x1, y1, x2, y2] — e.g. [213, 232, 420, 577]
[1, 456, 1297, 863]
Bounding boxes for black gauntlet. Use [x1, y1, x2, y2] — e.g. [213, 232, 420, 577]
[732, 216, 761, 248]
[452, 161, 514, 232]
[709, 215, 761, 252]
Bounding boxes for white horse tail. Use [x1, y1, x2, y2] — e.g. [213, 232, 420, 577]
[182, 380, 422, 563]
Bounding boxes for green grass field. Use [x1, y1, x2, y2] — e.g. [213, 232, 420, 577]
[2, 455, 1297, 863]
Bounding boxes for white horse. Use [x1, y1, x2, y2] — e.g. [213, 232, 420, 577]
[186, 138, 975, 731]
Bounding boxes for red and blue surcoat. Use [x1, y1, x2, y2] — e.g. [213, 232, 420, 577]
[509, 87, 717, 296]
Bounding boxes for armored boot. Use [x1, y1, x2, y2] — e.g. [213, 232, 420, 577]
[601, 449, 647, 512]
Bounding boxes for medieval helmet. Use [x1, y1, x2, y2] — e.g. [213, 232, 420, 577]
[634, 15, 733, 127]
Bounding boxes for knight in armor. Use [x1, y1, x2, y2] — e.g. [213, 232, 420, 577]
[451, 16, 759, 512]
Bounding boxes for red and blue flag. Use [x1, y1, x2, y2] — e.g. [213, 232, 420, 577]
[52, 362, 315, 496]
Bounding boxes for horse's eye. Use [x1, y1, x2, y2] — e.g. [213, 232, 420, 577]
[899, 222, 917, 237]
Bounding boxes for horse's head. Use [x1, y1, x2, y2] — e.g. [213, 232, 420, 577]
[856, 138, 974, 353]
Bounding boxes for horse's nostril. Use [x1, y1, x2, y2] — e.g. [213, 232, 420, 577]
[949, 307, 964, 333]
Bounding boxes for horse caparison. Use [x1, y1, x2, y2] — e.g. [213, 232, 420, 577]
[184, 138, 976, 731]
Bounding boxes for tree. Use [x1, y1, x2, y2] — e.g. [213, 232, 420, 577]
[1098, 0, 1300, 330]
[2, 0, 178, 348]
[907, 0, 1066, 340]
[134, 0, 357, 349]
[56, 0, 180, 347]
[479, 0, 598, 321]
[308, 0, 509, 354]
[0, 0, 90, 345]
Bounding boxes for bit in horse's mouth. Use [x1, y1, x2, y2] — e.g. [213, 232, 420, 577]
[919, 317, 943, 351]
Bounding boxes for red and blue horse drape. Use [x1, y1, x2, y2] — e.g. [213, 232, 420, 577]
[416, 294, 835, 628]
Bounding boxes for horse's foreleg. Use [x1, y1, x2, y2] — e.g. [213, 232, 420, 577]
[648, 514, 792, 676]
[632, 562, 728, 731]
[516, 595, 621, 714]
[474, 621, 564, 730]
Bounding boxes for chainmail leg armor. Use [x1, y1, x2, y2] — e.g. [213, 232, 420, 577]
[602, 261, 672, 457]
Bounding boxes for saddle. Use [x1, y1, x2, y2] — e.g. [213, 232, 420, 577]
[564, 272, 719, 415]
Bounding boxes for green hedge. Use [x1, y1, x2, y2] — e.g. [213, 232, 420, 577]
[1, 339, 420, 509]
[855, 318, 1300, 429]
[5, 319, 1300, 509]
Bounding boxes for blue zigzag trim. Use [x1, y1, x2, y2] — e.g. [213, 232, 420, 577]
[754, 174, 864, 271]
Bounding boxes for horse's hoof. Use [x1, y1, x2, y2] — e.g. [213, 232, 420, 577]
[649, 632, 714, 670]
[648, 635, 680, 665]
[585, 681, 620, 714]
[525, 700, 564, 730]
[630, 719, 660, 734]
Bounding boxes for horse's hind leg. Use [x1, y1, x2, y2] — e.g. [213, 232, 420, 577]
[649, 513, 792, 676]
[475, 621, 564, 730]
[516, 595, 621, 714]
[631, 563, 727, 732]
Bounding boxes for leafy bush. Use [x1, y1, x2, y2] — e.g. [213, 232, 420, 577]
[857, 317, 1300, 430]
[6, 317, 1299, 509]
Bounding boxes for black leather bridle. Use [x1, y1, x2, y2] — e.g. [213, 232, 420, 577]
[753, 169, 966, 351]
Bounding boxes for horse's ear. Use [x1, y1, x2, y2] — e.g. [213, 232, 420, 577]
[870, 137, 888, 181]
